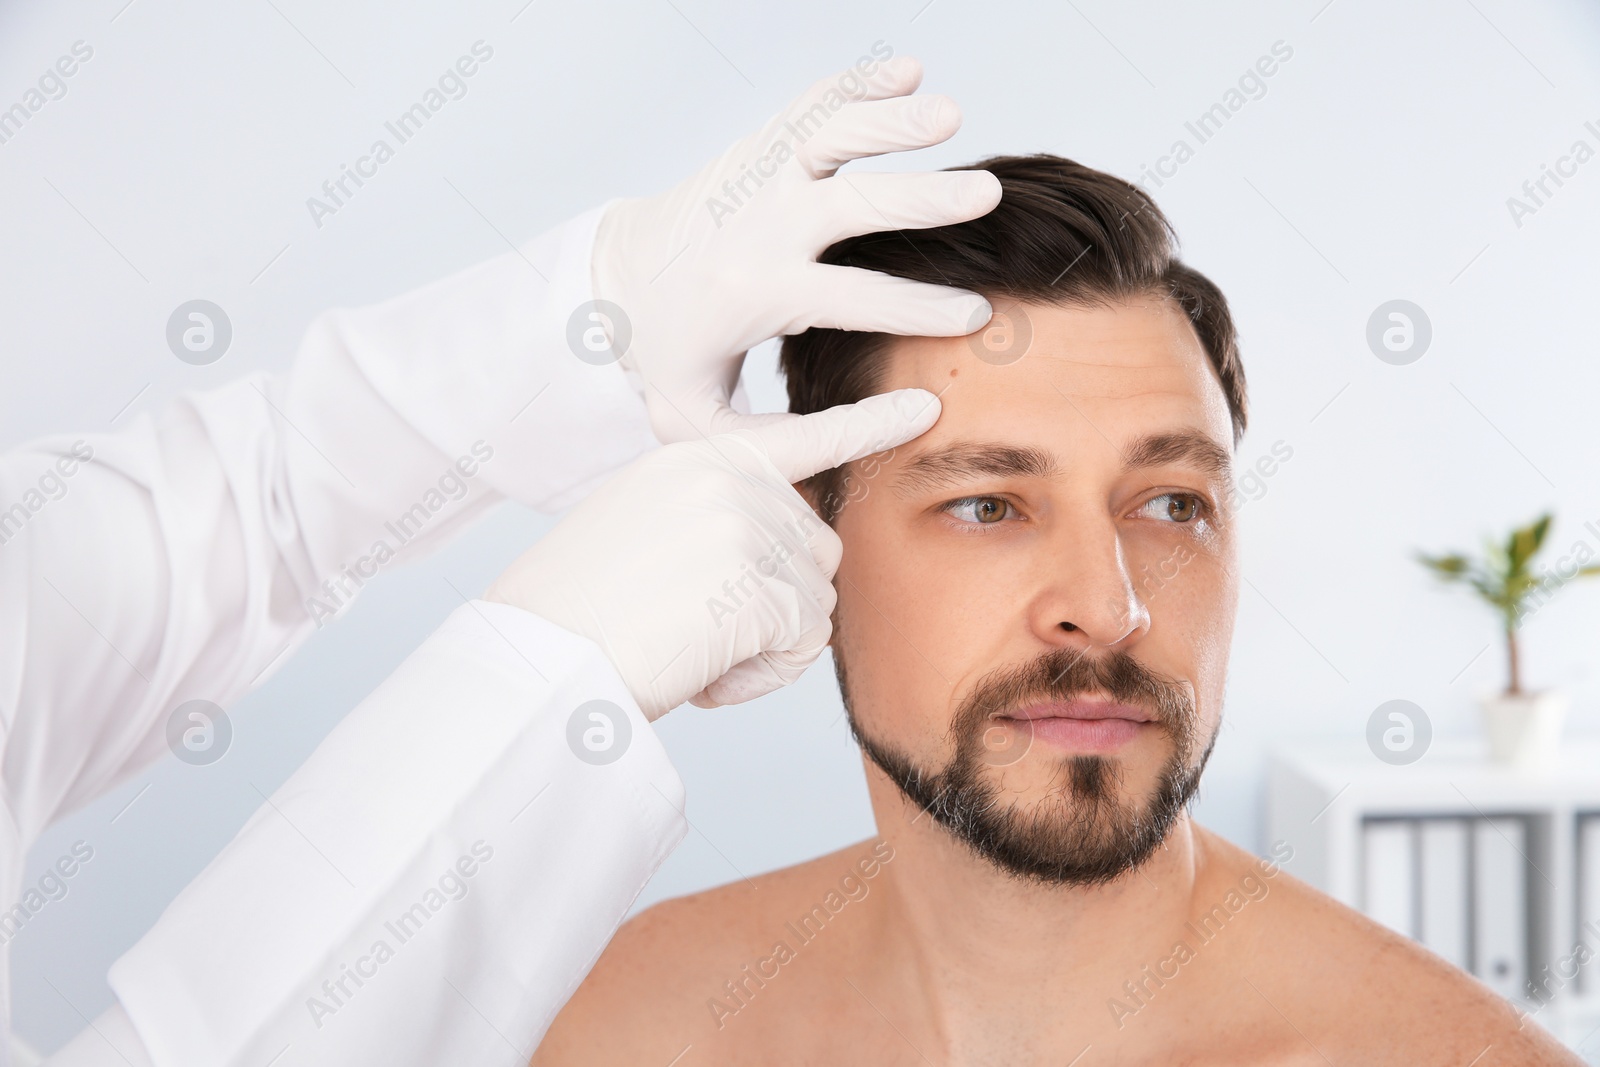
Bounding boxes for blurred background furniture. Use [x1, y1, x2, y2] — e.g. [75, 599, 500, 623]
[1269, 739, 1600, 1059]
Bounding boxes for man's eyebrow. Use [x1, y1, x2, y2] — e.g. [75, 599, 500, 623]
[893, 443, 1061, 494]
[891, 429, 1232, 494]
[1120, 430, 1233, 480]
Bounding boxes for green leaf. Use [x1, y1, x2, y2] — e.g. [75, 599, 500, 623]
[1529, 512, 1553, 553]
[1415, 513, 1572, 624]
[1417, 552, 1471, 577]
[1509, 513, 1553, 571]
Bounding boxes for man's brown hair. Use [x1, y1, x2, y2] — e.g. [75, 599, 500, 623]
[780, 153, 1247, 520]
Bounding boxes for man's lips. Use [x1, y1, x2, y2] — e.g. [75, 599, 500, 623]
[998, 699, 1157, 724]
[989, 699, 1157, 753]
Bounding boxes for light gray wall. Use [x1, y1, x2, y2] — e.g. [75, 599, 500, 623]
[5, 0, 1599, 1052]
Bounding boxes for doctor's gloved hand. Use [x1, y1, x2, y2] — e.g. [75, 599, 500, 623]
[485, 388, 939, 720]
[589, 55, 999, 443]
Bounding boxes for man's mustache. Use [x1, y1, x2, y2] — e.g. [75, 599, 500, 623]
[951, 647, 1197, 753]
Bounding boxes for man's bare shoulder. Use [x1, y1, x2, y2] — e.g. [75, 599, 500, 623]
[1195, 830, 1579, 1065]
[532, 837, 895, 1066]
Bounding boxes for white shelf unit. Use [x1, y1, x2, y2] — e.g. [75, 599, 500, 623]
[1267, 738, 1600, 1058]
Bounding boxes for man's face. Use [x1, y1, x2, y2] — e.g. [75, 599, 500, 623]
[821, 295, 1239, 885]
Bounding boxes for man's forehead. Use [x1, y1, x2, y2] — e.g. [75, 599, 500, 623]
[872, 297, 1235, 475]
[878, 295, 1217, 390]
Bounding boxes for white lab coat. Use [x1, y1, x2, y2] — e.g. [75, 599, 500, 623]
[1, 207, 687, 1065]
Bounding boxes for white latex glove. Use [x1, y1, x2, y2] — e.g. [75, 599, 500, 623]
[485, 388, 940, 719]
[589, 55, 1001, 443]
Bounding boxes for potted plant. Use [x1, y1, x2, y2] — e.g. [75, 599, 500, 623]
[1417, 512, 1600, 767]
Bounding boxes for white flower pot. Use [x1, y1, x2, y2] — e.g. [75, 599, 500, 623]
[1478, 689, 1567, 768]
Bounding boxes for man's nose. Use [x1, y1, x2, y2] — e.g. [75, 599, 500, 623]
[1025, 508, 1148, 651]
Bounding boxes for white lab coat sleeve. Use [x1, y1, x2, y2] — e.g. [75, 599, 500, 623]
[85, 600, 686, 1067]
[0, 202, 657, 846]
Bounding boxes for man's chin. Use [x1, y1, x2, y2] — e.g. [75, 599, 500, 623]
[859, 728, 1209, 886]
[986, 761, 1170, 818]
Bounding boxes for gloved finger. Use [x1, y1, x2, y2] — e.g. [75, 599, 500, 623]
[737, 388, 942, 483]
[772, 532, 842, 621]
[771, 500, 844, 577]
[808, 517, 845, 577]
[705, 408, 798, 436]
[787, 55, 924, 117]
[794, 266, 991, 337]
[688, 626, 833, 708]
[708, 517, 840, 640]
[793, 95, 964, 177]
[851, 54, 925, 100]
[686, 653, 796, 708]
[805, 170, 1001, 246]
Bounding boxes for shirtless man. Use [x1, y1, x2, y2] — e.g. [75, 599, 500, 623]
[533, 155, 1577, 1065]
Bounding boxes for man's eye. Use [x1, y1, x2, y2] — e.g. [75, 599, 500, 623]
[1138, 492, 1206, 523]
[945, 496, 1011, 524]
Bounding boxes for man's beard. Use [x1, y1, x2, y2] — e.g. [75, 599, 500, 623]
[839, 645, 1213, 887]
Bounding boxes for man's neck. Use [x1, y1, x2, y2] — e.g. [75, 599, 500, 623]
[858, 769, 1212, 1058]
